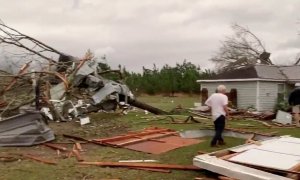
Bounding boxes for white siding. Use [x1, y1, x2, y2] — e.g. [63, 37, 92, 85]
[200, 82, 257, 110]
[258, 82, 285, 111]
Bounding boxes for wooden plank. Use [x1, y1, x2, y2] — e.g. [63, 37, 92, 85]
[75, 142, 83, 151]
[93, 128, 172, 143]
[72, 150, 84, 162]
[115, 132, 177, 146]
[78, 161, 201, 171]
[23, 154, 57, 165]
[63, 134, 104, 146]
[287, 163, 300, 179]
[44, 143, 68, 151]
[218, 176, 237, 180]
[129, 167, 171, 173]
[220, 153, 240, 160]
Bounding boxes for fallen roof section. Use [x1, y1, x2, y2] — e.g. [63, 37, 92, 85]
[0, 111, 55, 146]
[193, 154, 292, 180]
[193, 135, 300, 179]
[228, 136, 300, 170]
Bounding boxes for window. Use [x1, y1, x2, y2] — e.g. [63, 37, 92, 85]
[277, 83, 285, 101]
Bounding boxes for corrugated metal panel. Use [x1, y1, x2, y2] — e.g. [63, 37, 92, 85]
[201, 81, 257, 110]
[0, 111, 55, 146]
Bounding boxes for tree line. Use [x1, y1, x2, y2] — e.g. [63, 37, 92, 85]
[98, 59, 215, 95]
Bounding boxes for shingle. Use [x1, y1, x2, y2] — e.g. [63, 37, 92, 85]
[279, 66, 300, 81]
[255, 65, 286, 80]
[208, 65, 300, 81]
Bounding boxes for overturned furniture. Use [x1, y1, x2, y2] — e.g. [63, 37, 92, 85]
[0, 111, 55, 146]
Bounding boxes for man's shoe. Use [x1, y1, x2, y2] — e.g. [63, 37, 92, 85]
[210, 144, 219, 148]
[218, 141, 226, 146]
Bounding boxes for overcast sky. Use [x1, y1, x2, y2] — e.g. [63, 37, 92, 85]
[0, 0, 299, 72]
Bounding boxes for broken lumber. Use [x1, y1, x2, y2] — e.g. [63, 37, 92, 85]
[71, 149, 84, 162]
[0, 155, 18, 162]
[63, 134, 103, 146]
[23, 154, 57, 165]
[262, 122, 272, 128]
[218, 176, 237, 180]
[75, 142, 83, 152]
[78, 162, 201, 171]
[44, 143, 68, 151]
[129, 167, 171, 173]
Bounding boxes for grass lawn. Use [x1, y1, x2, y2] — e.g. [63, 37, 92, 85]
[0, 95, 299, 180]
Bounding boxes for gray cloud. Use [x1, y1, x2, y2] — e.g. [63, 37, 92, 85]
[0, 0, 299, 72]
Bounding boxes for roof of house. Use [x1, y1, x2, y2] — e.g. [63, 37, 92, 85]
[197, 65, 300, 83]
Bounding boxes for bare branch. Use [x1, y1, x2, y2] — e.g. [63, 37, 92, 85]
[211, 23, 272, 72]
[0, 21, 64, 64]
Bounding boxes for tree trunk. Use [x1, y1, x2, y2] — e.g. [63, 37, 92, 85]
[128, 99, 168, 115]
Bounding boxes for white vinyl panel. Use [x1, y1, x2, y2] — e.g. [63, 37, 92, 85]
[229, 149, 300, 170]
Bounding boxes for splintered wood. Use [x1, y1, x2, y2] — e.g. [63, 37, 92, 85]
[23, 154, 57, 165]
[79, 161, 201, 171]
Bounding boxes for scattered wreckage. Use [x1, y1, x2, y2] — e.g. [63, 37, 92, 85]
[2, 21, 300, 179]
[193, 134, 300, 179]
[0, 22, 167, 146]
[0, 54, 167, 146]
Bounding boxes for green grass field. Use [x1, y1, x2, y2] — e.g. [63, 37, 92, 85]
[0, 95, 299, 180]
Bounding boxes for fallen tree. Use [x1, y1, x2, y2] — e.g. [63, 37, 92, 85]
[0, 21, 168, 119]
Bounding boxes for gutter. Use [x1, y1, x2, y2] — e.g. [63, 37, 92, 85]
[197, 78, 287, 83]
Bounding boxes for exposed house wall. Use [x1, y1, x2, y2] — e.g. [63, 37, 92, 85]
[200, 82, 257, 110]
[258, 81, 287, 111]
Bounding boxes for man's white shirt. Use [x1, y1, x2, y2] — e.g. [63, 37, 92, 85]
[205, 93, 228, 121]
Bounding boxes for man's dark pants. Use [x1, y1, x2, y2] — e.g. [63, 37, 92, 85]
[211, 115, 225, 146]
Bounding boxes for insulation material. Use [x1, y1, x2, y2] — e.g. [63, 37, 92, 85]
[0, 111, 55, 146]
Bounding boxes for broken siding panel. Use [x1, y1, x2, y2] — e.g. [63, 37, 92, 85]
[258, 81, 281, 111]
[200, 82, 257, 109]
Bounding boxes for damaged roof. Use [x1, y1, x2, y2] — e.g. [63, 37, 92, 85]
[197, 65, 300, 82]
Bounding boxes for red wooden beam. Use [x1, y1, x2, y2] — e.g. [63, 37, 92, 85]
[78, 162, 201, 171]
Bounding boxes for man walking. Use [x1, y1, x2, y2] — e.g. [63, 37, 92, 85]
[205, 85, 229, 147]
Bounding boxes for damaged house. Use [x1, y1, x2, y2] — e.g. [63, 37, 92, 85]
[197, 65, 300, 111]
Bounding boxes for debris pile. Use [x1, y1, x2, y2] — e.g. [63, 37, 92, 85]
[0, 22, 168, 146]
[194, 135, 300, 180]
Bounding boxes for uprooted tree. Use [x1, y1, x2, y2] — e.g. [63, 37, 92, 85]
[210, 23, 273, 72]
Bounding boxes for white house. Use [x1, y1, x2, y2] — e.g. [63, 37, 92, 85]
[197, 65, 300, 111]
